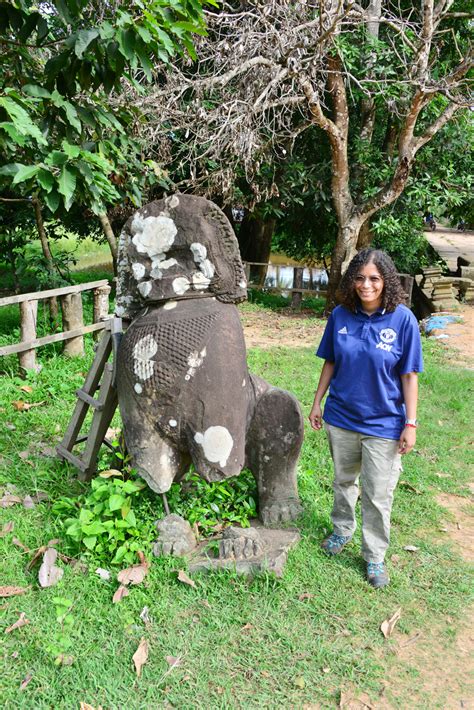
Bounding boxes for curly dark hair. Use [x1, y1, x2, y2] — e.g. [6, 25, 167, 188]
[337, 249, 407, 313]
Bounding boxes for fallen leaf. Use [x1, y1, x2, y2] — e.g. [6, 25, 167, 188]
[241, 623, 253, 631]
[23, 495, 35, 509]
[12, 400, 45, 411]
[27, 545, 48, 571]
[294, 676, 305, 688]
[117, 553, 149, 586]
[80, 704, 104, 710]
[0, 494, 23, 508]
[200, 598, 211, 609]
[5, 612, 29, 634]
[0, 586, 30, 598]
[261, 670, 270, 678]
[56, 653, 74, 666]
[390, 554, 401, 565]
[95, 567, 111, 581]
[381, 607, 402, 639]
[140, 606, 152, 625]
[298, 592, 315, 601]
[19, 672, 33, 690]
[98, 469, 122, 478]
[165, 655, 182, 668]
[399, 480, 421, 495]
[322, 667, 331, 674]
[40, 446, 56, 457]
[19, 451, 30, 460]
[12, 538, 30, 552]
[112, 585, 129, 603]
[32, 491, 49, 503]
[434, 472, 451, 478]
[20, 385, 33, 394]
[38, 548, 64, 588]
[399, 632, 421, 648]
[177, 570, 196, 588]
[6, 422, 16, 431]
[403, 545, 419, 552]
[132, 637, 149, 678]
[0, 521, 14, 536]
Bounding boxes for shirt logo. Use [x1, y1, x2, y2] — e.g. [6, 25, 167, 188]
[338, 326, 348, 334]
[379, 328, 397, 344]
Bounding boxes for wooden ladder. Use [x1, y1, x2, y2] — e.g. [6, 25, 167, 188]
[56, 318, 121, 481]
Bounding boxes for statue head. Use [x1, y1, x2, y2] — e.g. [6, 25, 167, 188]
[116, 194, 247, 319]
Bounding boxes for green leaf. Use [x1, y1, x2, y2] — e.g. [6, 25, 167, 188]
[63, 102, 81, 133]
[36, 168, 55, 192]
[118, 28, 136, 60]
[75, 28, 99, 58]
[43, 190, 60, 213]
[124, 509, 137, 526]
[83, 535, 97, 550]
[46, 150, 68, 167]
[0, 163, 22, 176]
[57, 166, 76, 210]
[12, 164, 40, 185]
[23, 85, 51, 99]
[109, 494, 126, 511]
[61, 140, 80, 158]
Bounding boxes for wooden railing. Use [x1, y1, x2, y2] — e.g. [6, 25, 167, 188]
[243, 261, 327, 298]
[0, 280, 111, 371]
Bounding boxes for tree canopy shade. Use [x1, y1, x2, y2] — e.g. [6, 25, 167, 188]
[0, 0, 213, 266]
[140, 0, 473, 305]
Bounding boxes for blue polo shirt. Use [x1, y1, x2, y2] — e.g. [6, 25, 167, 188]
[316, 304, 423, 439]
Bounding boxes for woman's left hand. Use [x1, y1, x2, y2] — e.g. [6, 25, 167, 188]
[398, 426, 416, 455]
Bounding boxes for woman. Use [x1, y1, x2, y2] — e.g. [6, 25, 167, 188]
[309, 249, 423, 588]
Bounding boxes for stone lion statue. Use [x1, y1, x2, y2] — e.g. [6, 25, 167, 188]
[115, 194, 303, 525]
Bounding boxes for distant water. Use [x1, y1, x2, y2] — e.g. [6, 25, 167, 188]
[263, 265, 328, 292]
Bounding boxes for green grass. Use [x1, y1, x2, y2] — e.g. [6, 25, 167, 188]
[0, 321, 473, 707]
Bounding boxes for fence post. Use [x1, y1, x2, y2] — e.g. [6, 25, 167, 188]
[19, 300, 39, 372]
[93, 284, 111, 339]
[61, 293, 85, 356]
[291, 267, 303, 310]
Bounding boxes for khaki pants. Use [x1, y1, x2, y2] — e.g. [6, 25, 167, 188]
[325, 423, 402, 563]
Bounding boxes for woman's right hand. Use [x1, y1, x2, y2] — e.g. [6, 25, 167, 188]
[309, 403, 323, 431]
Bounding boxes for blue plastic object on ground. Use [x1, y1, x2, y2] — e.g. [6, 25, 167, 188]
[424, 315, 460, 334]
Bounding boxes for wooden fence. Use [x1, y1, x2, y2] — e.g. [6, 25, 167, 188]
[243, 261, 327, 299]
[0, 280, 111, 371]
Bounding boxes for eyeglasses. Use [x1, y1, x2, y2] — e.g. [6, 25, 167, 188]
[354, 276, 383, 285]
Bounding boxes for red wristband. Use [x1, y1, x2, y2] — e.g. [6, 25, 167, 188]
[405, 423, 417, 428]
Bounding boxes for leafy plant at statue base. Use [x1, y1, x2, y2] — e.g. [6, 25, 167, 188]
[167, 470, 258, 534]
[53, 473, 156, 566]
[45, 596, 75, 666]
[53, 466, 258, 565]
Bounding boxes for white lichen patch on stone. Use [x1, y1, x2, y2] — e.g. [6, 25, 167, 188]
[163, 300, 178, 310]
[166, 194, 180, 209]
[172, 276, 190, 295]
[133, 335, 158, 381]
[194, 426, 234, 467]
[160, 258, 177, 270]
[131, 214, 177, 260]
[239, 279, 247, 289]
[132, 262, 146, 280]
[115, 305, 125, 317]
[150, 266, 162, 279]
[137, 280, 152, 298]
[192, 272, 211, 290]
[134, 383, 143, 394]
[199, 259, 215, 279]
[186, 347, 206, 379]
[190, 242, 207, 262]
[169, 419, 177, 427]
[242, 378, 246, 387]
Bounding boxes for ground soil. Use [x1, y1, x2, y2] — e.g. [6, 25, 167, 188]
[241, 304, 474, 709]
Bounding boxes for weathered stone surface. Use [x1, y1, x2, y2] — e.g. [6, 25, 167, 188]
[116, 194, 304, 527]
[189, 522, 300, 577]
[153, 514, 197, 557]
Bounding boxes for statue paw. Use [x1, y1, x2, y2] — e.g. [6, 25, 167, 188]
[218, 526, 264, 560]
[153, 514, 197, 557]
[260, 500, 302, 526]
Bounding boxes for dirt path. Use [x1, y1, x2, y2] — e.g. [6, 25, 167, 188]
[241, 304, 474, 709]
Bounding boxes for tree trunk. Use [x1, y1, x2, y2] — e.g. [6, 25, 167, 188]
[32, 198, 59, 324]
[237, 213, 275, 285]
[291, 267, 304, 310]
[98, 212, 118, 274]
[325, 220, 363, 311]
[356, 217, 372, 249]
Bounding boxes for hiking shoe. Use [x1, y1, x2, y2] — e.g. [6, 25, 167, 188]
[321, 533, 352, 556]
[367, 562, 390, 589]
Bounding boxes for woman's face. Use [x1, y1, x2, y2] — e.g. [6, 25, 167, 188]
[353, 261, 384, 311]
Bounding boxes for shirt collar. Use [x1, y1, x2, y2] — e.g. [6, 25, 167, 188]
[356, 305, 386, 316]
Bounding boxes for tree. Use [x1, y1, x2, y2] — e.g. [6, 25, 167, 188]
[0, 0, 212, 273]
[138, 0, 473, 306]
